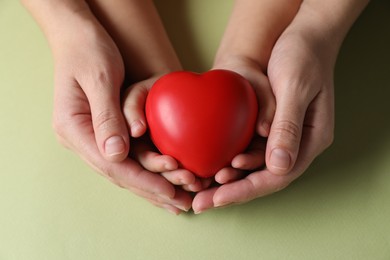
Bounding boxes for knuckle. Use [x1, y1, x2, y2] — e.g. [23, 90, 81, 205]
[93, 109, 122, 133]
[272, 120, 301, 143]
[267, 177, 292, 194]
[52, 115, 66, 137]
[52, 115, 70, 148]
[124, 85, 148, 108]
[81, 66, 123, 92]
[94, 69, 113, 89]
[100, 164, 125, 188]
[320, 128, 334, 152]
[323, 130, 334, 148]
[92, 66, 120, 88]
[273, 179, 291, 193]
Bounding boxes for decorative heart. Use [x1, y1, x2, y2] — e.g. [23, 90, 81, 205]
[145, 70, 258, 178]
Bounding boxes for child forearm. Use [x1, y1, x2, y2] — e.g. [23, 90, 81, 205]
[214, 0, 302, 72]
[87, 0, 182, 81]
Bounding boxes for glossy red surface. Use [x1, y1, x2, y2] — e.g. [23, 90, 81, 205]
[146, 70, 258, 178]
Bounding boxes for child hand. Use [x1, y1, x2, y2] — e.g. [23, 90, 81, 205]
[122, 76, 211, 193]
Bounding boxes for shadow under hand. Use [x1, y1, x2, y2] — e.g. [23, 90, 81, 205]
[203, 0, 390, 219]
[326, 0, 390, 169]
[154, 1, 390, 220]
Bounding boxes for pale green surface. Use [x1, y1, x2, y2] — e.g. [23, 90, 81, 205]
[1, 1, 390, 259]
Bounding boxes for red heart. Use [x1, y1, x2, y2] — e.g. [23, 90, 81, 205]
[145, 70, 258, 178]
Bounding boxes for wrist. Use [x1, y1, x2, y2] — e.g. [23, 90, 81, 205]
[213, 54, 264, 75]
[22, 0, 97, 49]
[287, 1, 369, 63]
[281, 12, 342, 69]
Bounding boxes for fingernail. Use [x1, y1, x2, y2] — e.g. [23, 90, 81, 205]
[164, 162, 177, 171]
[174, 204, 190, 212]
[162, 205, 180, 215]
[192, 208, 207, 215]
[105, 136, 125, 156]
[214, 200, 230, 208]
[270, 148, 291, 171]
[158, 194, 172, 201]
[193, 208, 204, 214]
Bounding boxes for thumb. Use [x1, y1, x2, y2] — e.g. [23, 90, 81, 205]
[83, 78, 130, 162]
[266, 96, 306, 175]
[122, 80, 150, 138]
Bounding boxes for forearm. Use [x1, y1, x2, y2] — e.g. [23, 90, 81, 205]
[21, 0, 89, 25]
[214, 0, 302, 71]
[288, 0, 370, 65]
[87, 0, 182, 81]
[21, 0, 104, 56]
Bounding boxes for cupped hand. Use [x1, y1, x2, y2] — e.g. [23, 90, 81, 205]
[122, 76, 211, 193]
[193, 28, 335, 213]
[191, 58, 275, 213]
[51, 17, 192, 214]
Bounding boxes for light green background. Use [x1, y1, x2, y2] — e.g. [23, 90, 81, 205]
[1, 1, 390, 259]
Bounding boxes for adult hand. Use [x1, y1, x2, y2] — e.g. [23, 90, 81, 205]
[51, 14, 191, 214]
[193, 25, 335, 213]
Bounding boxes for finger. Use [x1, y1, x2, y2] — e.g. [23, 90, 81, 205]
[161, 169, 196, 186]
[62, 111, 176, 200]
[227, 136, 265, 187]
[231, 135, 266, 170]
[146, 198, 182, 215]
[132, 186, 193, 213]
[161, 204, 182, 215]
[234, 68, 275, 137]
[132, 136, 201, 190]
[213, 111, 333, 208]
[183, 178, 213, 192]
[122, 82, 149, 138]
[181, 178, 204, 192]
[201, 178, 214, 189]
[192, 187, 219, 214]
[131, 137, 178, 172]
[79, 73, 129, 162]
[134, 143, 178, 172]
[231, 153, 264, 170]
[250, 73, 275, 137]
[215, 167, 245, 184]
[265, 92, 308, 175]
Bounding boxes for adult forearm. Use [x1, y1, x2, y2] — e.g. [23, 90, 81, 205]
[87, 0, 182, 81]
[288, 0, 370, 65]
[21, 0, 92, 35]
[21, 0, 100, 54]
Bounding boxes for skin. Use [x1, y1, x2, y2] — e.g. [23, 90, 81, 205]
[23, 0, 370, 214]
[192, 0, 370, 213]
[21, 0, 194, 215]
[119, 0, 303, 209]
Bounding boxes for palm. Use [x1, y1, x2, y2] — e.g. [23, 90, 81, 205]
[192, 33, 335, 213]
